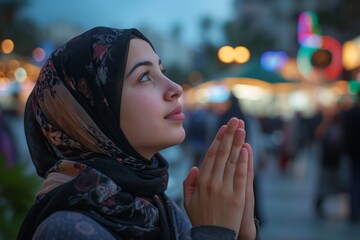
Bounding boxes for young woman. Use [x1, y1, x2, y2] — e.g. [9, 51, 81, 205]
[17, 27, 259, 240]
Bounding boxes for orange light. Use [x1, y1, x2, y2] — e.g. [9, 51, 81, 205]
[234, 46, 250, 64]
[1, 39, 14, 54]
[218, 46, 235, 63]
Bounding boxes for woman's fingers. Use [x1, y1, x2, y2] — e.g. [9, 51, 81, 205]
[183, 166, 200, 209]
[240, 143, 255, 228]
[238, 143, 257, 240]
[223, 128, 245, 186]
[210, 118, 241, 183]
[237, 119, 245, 129]
[243, 143, 254, 197]
[184, 117, 252, 233]
[233, 146, 249, 194]
[200, 125, 227, 178]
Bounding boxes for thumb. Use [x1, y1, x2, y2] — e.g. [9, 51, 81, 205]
[183, 166, 199, 209]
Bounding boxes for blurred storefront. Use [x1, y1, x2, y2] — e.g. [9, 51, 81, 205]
[183, 59, 351, 119]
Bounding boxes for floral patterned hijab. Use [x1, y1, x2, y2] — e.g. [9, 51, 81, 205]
[18, 27, 174, 240]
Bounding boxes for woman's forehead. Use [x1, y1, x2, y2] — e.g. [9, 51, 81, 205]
[128, 38, 158, 60]
[126, 39, 160, 70]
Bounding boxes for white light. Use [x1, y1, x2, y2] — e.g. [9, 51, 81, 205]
[195, 88, 210, 104]
[317, 88, 336, 106]
[288, 91, 310, 111]
[14, 67, 27, 82]
[232, 84, 271, 100]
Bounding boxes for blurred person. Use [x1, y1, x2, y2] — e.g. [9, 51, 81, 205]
[342, 91, 360, 222]
[184, 105, 208, 167]
[304, 109, 323, 158]
[246, 115, 266, 225]
[17, 27, 259, 239]
[278, 113, 302, 173]
[203, 102, 222, 158]
[314, 106, 345, 217]
[185, 102, 222, 168]
[217, 93, 247, 132]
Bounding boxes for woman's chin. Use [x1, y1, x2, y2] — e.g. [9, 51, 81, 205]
[164, 129, 186, 149]
[176, 128, 186, 144]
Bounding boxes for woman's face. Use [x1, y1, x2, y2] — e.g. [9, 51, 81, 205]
[120, 38, 185, 159]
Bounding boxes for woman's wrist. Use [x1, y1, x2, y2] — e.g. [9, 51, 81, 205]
[238, 218, 259, 240]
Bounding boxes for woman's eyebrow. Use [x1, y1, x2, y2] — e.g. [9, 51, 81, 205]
[126, 59, 162, 78]
[126, 61, 152, 78]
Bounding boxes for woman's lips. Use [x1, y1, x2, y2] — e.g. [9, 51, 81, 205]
[165, 106, 185, 121]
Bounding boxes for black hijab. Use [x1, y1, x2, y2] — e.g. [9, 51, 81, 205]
[17, 27, 174, 240]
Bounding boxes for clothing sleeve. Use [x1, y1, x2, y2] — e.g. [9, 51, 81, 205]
[32, 211, 117, 240]
[191, 219, 260, 240]
[169, 199, 260, 240]
[168, 199, 192, 240]
[191, 226, 236, 240]
[168, 199, 239, 240]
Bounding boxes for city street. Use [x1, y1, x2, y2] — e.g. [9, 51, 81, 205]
[258, 146, 360, 240]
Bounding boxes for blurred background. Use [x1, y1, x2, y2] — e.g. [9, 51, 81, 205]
[1, 0, 360, 239]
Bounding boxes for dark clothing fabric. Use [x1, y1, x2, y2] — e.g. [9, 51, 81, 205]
[32, 209, 238, 240]
[342, 103, 360, 220]
[17, 157, 173, 240]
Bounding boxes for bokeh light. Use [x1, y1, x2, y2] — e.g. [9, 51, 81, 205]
[32, 48, 46, 62]
[343, 39, 360, 70]
[218, 46, 250, 64]
[261, 51, 288, 71]
[218, 46, 235, 63]
[14, 67, 27, 82]
[208, 85, 230, 102]
[234, 46, 250, 64]
[297, 36, 342, 81]
[298, 11, 321, 45]
[1, 39, 15, 54]
[348, 80, 360, 94]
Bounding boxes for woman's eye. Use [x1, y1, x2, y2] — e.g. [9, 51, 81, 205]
[140, 73, 151, 82]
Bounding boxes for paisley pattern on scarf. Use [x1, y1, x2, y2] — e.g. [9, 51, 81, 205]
[32, 27, 148, 166]
[17, 27, 174, 240]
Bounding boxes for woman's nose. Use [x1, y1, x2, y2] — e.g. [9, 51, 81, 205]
[164, 79, 183, 101]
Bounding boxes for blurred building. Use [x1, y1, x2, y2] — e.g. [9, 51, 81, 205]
[233, 0, 360, 56]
